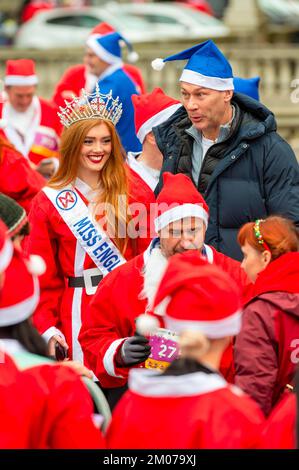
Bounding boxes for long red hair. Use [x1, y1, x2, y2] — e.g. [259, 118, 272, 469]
[238, 216, 299, 261]
[49, 118, 131, 253]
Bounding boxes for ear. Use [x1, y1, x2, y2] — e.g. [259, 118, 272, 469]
[223, 90, 233, 102]
[145, 131, 156, 145]
[262, 250, 272, 268]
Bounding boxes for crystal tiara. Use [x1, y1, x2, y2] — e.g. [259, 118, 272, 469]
[57, 84, 123, 128]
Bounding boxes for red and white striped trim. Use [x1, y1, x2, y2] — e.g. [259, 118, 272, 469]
[0, 238, 13, 273]
[86, 36, 122, 65]
[4, 75, 38, 86]
[154, 203, 208, 232]
[0, 276, 39, 327]
[180, 69, 234, 91]
[137, 103, 182, 144]
[164, 309, 242, 338]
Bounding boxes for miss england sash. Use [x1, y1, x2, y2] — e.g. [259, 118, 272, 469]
[43, 186, 126, 276]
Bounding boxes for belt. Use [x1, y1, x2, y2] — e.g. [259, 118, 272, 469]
[68, 267, 103, 295]
[68, 275, 103, 288]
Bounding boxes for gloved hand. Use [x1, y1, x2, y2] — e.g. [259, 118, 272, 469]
[116, 335, 151, 367]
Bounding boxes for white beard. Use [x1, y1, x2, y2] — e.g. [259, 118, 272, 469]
[140, 247, 168, 313]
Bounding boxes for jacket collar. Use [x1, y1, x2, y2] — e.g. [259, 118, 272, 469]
[129, 368, 227, 397]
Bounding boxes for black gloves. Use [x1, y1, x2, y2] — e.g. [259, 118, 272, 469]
[116, 335, 151, 367]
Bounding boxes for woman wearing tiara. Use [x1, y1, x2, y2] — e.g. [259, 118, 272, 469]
[234, 216, 299, 416]
[26, 87, 154, 362]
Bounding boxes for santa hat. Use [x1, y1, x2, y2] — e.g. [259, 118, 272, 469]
[86, 31, 138, 64]
[233, 76, 260, 101]
[153, 251, 242, 338]
[4, 59, 38, 87]
[154, 172, 209, 232]
[89, 22, 115, 36]
[0, 220, 13, 273]
[152, 39, 233, 91]
[0, 248, 46, 327]
[0, 193, 28, 238]
[132, 88, 182, 144]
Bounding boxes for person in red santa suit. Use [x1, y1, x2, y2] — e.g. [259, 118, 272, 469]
[0, 219, 13, 288]
[52, 22, 146, 111]
[0, 135, 45, 213]
[26, 86, 152, 364]
[79, 172, 250, 408]
[107, 251, 264, 449]
[128, 88, 182, 195]
[234, 216, 299, 417]
[0, 59, 62, 179]
[0, 245, 106, 449]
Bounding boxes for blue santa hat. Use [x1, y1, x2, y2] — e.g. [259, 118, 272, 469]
[152, 39, 234, 91]
[86, 31, 139, 65]
[233, 76, 260, 101]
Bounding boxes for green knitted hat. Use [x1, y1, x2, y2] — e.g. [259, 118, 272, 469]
[0, 193, 28, 238]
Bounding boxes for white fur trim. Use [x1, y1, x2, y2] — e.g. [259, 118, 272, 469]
[165, 309, 242, 339]
[42, 326, 66, 344]
[0, 238, 13, 272]
[137, 104, 182, 144]
[154, 204, 208, 232]
[203, 244, 214, 263]
[4, 75, 38, 86]
[86, 37, 123, 65]
[180, 69, 234, 91]
[129, 368, 227, 397]
[0, 276, 39, 326]
[103, 338, 126, 378]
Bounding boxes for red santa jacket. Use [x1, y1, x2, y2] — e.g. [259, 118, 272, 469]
[79, 241, 249, 388]
[0, 349, 105, 449]
[259, 393, 296, 449]
[107, 368, 264, 449]
[234, 252, 299, 416]
[52, 64, 146, 109]
[0, 98, 62, 165]
[0, 139, 45, 213]
[26, 170, 152, 361]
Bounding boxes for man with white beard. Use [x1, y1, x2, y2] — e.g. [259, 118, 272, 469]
[79, 172, 249, 408]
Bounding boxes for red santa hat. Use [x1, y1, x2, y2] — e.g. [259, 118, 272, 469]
[154, 172, 209, 232]
[0, 249, 45, 327]
[132, 88, 181, 144]
[4, 59, 38, 87]
[90, 22, 115, 36]
[153, 251, 242, 338]
[0, 220, 13, 273]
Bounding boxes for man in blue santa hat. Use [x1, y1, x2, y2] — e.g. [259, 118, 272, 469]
[151, 40, 299, 260]
[78, 31, 141, 153]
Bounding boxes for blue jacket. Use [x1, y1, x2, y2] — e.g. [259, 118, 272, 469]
[97, 68, 141, 153]
[153, 93, 299, 260]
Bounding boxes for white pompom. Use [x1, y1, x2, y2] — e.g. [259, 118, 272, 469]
[135, 314, 159, 336]
[26, 255, 46, 276]
[127, 51, 139, 63]
[151, 58, 165, 71]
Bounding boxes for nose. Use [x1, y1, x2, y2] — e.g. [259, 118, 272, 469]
[185, 96, 198, 111]
[180, 232, 195, 249]
[93, 141, 104, 153]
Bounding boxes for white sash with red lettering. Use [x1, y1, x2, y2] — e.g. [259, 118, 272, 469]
[43, 185, 126, 278]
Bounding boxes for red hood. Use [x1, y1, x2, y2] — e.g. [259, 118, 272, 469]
[252, 252, 299, 297]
